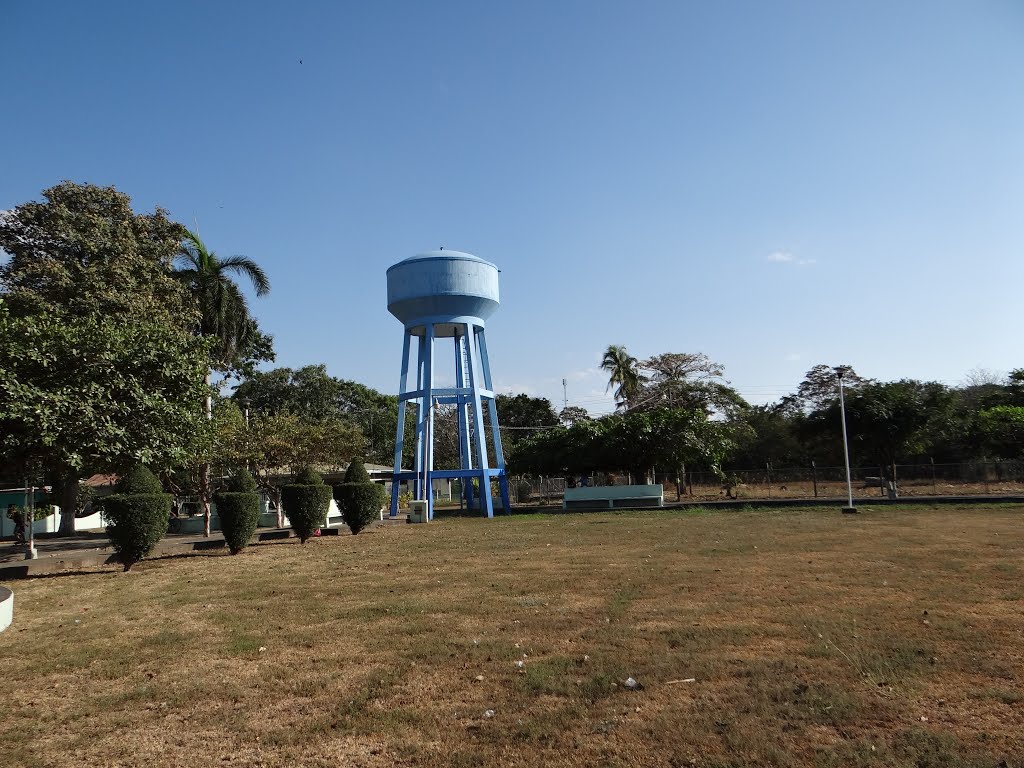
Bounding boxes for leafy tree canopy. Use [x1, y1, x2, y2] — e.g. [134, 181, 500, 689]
[509, 407, 740, 480]
[559, 405, 590, 426]
[0, 182, 218, 533]
[216, 405, 365, 493]
[975, 406, 1024, 459]
[795, 364, 870, 411]
[0, 182, 195, 328]
[232, 365, 404, 466]
[0, 300, 213, 478]
[604, 350, 749, 418]
[828, 380, 955, 472]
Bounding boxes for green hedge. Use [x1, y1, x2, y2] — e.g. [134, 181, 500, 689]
[214, 492, 260, 554]
[334, 458, 386, 535]
[281, 470, 331, 544]
[104, 493, 170, 571]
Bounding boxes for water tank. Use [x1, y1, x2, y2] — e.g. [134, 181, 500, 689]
[386, 250, 499, 334]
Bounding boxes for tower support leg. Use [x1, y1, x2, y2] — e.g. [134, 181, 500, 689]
[412, 335, 427, 501]
[423, 324, 435, 521]
[390, 330, 412, 517]
[478, 328, 510, 514]
[465, 323, 493, 518]
[455, 333, 473, 508]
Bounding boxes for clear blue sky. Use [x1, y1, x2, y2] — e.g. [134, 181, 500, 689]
[3, 1, 1022, 414]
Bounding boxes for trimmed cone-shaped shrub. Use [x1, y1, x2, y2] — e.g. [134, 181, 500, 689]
[281, 467, 331, 544]
[334, 458, 387, 535]
[225, 467, 258, 494]
[117, 464, 165, 494]
[215, 469, 260, 554]
[105, 465, 170, 571]
[343, 459, 371, 484]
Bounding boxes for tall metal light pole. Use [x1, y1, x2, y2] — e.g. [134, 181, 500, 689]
[835, 366, 857, 514]
[24, 476, 38, 560]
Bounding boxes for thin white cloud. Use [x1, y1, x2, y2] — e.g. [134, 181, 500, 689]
[785, 352, 801, 362]
[767, 251, 816, 267]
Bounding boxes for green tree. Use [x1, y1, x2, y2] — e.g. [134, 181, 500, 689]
[508, 406, 740, 492]
[216, 408, 364, 526]
[795, 364, 870, 411]
[0, 182, 193, 327]
[730, 401, 807, 468]
[507, 420, 609, 477]
[646, 407, 744, 493]
[495, 393, 560, 455]
[234, 365, 340, 419]
[0, 183, 211, 534]
[233, 366, 407, 467]
[0, 302, 212, 532]
[174, 229, 271, 373]
[841, 380, 955, 487]
[559, 405, 590, 426]
[601, 344, 645, 409]
[335, 379, 403, 466]
[638, 352, 748, 418]
[976, 406, 1024, 459]
[174, 228, 272, 536]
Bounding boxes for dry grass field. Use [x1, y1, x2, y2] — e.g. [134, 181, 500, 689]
[1, 504, 1022, 768]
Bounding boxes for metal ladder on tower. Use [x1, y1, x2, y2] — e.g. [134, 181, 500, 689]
[461, 339, 477, 454]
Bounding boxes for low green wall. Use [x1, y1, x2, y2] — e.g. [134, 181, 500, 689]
[563, 484, 664, 509]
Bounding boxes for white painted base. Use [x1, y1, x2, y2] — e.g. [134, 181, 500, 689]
[0, 587, 13, 634]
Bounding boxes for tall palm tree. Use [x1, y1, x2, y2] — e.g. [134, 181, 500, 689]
[601, 344, 644, 410]
[174, 229, 270, 367]
[174, 228, 270, 535]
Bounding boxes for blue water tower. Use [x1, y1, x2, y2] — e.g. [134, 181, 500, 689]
[386, 250, 510, 520]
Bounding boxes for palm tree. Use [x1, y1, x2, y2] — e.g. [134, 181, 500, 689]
[601, 344, 644, 410]
[174, 229, 270, 367]
[174, 229, 270, 535]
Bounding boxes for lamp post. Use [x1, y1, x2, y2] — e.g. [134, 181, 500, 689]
[24, 475, 38, 560]
[835, 366, 857, 514]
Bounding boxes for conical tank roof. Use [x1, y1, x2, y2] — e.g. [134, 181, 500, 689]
[387, 250, 500, 329]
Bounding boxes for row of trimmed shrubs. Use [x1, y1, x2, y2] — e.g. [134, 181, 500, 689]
[104, 459, 387, 571]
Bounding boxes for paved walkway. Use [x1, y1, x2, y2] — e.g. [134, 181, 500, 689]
[0, 525, 350, 579]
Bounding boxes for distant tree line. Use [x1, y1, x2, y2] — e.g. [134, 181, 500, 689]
[504, 347, 1024, 488]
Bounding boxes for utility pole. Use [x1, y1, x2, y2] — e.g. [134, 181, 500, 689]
[562, 378, 568, 412]
[835, 367, 857, 514]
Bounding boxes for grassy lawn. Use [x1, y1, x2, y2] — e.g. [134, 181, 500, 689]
[1, 504, 1022, 767]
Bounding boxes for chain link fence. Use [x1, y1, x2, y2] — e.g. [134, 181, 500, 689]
[507, 461, 1024, 504]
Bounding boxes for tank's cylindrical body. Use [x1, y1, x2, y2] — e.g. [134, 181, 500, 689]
[386, 250, 499, 335]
